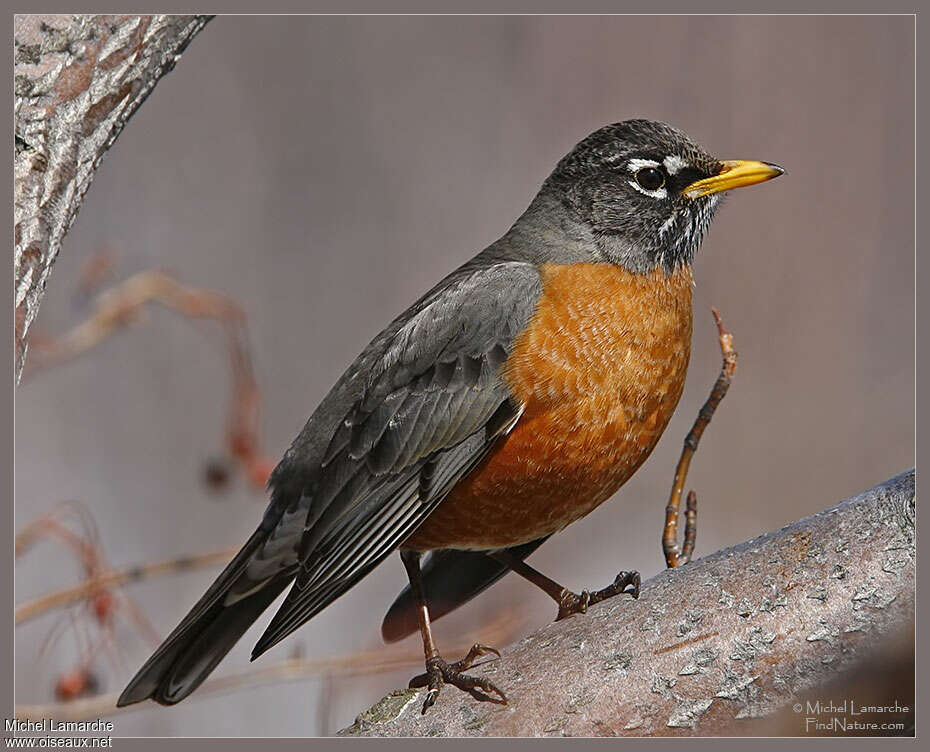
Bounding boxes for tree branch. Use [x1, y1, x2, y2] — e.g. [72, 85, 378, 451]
[340, 470, 915, 737]
[14, 14, 213, 381]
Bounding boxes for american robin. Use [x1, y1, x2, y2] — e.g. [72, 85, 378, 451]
[118, 119, 783, 713]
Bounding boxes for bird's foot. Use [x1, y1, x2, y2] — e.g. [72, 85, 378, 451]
[408, 643, 507, 713]
[555, 570, 641, 621]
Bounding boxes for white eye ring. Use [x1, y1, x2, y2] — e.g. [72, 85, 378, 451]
[628, 179, 668, 200]
[626, 158, 668, 199]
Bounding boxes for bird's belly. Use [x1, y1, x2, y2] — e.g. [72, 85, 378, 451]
[403, 262, 693, 551]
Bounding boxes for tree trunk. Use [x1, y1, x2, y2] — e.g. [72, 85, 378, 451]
[14, 14, 212, 381]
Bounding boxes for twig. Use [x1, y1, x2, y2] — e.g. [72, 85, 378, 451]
[15, 500, 102, 558]
[15, 501, 162, 655]
[15, 548, 237, 626]
[15, 606, 530, 722]
[74, 249, 117, 302]
[663, 308, 737, 568]
[25, 270, 275, 489]
[17, 654, 410, 723]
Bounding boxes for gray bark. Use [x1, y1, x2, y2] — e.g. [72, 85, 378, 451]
[340, 469, 915, 737]
[14, 14, 212, 382]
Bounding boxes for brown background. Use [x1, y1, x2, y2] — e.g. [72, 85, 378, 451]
[14, 15, 914, 736]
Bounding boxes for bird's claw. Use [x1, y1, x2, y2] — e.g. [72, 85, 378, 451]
[555, 570, 640, 621]
[556, 588, 591, 620]
[408, 643, 507, 713]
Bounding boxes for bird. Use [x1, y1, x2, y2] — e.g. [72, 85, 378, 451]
[117, 119, 783, 714]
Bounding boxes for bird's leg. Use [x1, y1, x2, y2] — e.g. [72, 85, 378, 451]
[400, 550, 507, 714]
[489, 550, 640, 621]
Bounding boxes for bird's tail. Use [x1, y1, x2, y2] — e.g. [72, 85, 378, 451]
[381, 536, 549, 643]
[117, 528, 293, 707]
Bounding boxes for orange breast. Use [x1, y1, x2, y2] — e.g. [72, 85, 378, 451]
[403, 262, 694, 551]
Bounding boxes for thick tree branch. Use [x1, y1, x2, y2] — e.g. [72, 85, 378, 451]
[341, 470, 915, 737]
[14, 14, 212, 381]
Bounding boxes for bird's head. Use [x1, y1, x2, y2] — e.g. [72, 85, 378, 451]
[540, 119, 784, 274]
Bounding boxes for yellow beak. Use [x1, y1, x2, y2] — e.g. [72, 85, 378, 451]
[683, 160, 785, 199]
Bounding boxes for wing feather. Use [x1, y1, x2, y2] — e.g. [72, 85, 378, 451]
[250, 262, 542, 658]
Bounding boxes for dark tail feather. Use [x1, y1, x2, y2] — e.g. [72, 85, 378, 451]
[381, 536, 549, 643]
[117, 529, 293, 707]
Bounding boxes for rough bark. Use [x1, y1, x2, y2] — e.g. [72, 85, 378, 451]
[340, 469, 915, 737]
[13, 14, 212, 382]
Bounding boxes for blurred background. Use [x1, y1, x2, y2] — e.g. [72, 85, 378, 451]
[14, 15, 914, 736]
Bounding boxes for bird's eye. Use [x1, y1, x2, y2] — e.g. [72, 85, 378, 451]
[635, 167, 665, 191]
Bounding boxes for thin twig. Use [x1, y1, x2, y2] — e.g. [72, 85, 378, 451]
[24, 270, 275, 489]
[15, 548, 238, 626]
[663, 307, 738, 568]
[16, 501, 162, 663]
[15, 501, 101, 558]
[15, 606, 529, 722]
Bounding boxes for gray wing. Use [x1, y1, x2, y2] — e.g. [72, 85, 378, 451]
[250, 261, 542, 658]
